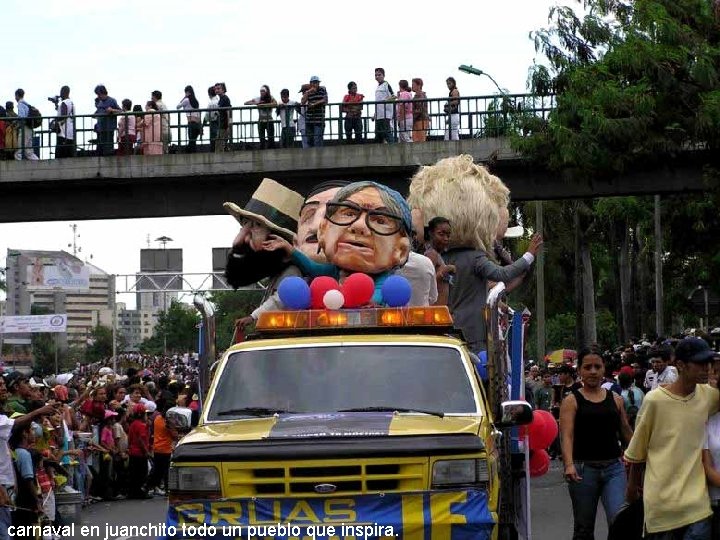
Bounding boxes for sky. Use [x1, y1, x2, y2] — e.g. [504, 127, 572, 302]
[1, 0, 559, 309]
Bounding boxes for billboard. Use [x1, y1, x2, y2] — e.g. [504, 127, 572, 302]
[137, 249, 183, 291]
[0, 314, 67, 333]
[25, 256, 90, 291]
[212, 247, 232, 290]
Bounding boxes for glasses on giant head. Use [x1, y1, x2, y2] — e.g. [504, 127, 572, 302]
[325, 201, 403, 236]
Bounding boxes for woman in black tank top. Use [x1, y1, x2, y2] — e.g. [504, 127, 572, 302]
[559, 347, 634, 540]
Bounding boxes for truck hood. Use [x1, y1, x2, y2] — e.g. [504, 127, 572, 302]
[181, 414, 482, 445]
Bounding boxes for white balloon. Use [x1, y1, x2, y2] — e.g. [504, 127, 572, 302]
[323, 289, 345, 310]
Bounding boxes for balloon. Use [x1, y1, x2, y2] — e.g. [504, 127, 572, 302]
[342, 273, 375, 308]
[381, 275, 412, 307]
[277, 276, 311, 310]
[528, 410, 558, 450]
[309, 276, 340, 309]
[529, 449, 550, 478]
[323, 289, 345, 310]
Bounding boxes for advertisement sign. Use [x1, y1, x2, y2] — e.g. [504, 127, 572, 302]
[26, 256, 90, 290]
[0, 315, 67, 334]
[163, 490, 494, 540]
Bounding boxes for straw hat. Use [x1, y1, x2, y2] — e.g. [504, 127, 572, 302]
[224, 178, 304, 241]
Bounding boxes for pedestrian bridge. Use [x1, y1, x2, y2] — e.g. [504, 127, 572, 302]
[0, 93, 710, 223]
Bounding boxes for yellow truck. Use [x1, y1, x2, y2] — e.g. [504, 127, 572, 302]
[165, 301, 532, 540]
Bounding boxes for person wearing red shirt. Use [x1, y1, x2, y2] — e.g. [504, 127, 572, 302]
[127, 404, 151, 499]
[342, 82, 364, 144]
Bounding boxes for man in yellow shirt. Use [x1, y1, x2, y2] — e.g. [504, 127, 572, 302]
[625, 337, 719, 539]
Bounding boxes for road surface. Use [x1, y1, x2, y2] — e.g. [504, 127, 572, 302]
[83, 462, 607, 539]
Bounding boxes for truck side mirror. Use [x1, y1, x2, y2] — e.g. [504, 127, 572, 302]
[496, 400, 533, 429]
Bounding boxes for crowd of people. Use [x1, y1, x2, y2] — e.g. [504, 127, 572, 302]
[0, 69, 465, 160]
[525, 337, 720, 539]
[0, 355, 200, 537]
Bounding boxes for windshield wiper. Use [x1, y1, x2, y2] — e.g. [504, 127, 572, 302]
[216, 407, 294, 417]
[337, 406, 444, 418]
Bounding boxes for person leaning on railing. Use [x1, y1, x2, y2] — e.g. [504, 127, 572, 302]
[94, 85, 121, 157]
[341, 81, 364, 144]
[177, 85, 202, 154]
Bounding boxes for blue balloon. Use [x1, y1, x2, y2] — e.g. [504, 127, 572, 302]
[278, 276, 311, 310]
[381, 275, 412, 307]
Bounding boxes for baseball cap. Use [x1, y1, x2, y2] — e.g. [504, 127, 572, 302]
[675, 337, 715, 363]
[309, 75, 320, 83]
[133, 403, 147, 415]
[104, 410, 118, 419]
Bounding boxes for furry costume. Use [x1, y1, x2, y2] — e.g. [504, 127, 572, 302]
[407, 154, 529, 352]
[407, 154, 509, 253]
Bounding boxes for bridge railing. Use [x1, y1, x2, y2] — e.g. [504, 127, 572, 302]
[0, 93, 554, 160]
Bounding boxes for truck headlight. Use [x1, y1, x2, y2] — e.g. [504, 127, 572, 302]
[168, 466, 220, 492]
[432, 459, 489, 487]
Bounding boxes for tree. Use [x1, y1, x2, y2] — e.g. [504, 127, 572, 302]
[141, 301, 200, 354]
[0, 267, 6, 292]
[85, 325, 114, 363]
[208, 290, 264, 350]
[511, 0, 720, 346]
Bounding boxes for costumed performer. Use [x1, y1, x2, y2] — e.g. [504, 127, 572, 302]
[263, 181, 412, 305]
[407, 154, 543, 352]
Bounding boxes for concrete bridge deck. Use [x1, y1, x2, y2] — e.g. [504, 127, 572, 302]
[0, 138, 711, 222]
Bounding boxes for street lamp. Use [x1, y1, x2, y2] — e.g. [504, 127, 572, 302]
[458, 65, 505, 94]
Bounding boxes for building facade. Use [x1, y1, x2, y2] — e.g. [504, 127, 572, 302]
[5, 249, 115, 349]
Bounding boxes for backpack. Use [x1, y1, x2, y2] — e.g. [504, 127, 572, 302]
[626, 388, 639, 427]
[25, 103, 42, 129]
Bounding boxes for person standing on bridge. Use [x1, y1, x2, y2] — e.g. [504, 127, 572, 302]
[444, 77, 460, 141]
[94, 85, 121, 156]
[245, 85, 277, 150]
[301, 76, 328, 147]
[396, 80, 414, 143]
[139, 101, 163, 156]
[177, 85, 201, 153]
[14, 89, 39, 161]
[55, 85, 75, 159]
[151, 90, 171, 152]
[342, 81, 364, 143]
[412, 78, 429, 142]
[373, 68, 396, 144]
[204, 85, 219, 148]
[214, 82, 232, 152]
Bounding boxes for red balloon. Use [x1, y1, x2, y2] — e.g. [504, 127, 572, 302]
[342, 273, 375, 308]
[309, 277, 340, 309]
[529, 449, 550, 478]
[528, 409, 558, 450]
[535, 410, 559, 449]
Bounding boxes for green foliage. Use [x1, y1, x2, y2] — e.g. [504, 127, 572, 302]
[85, 325, 114, 363]
[514, 0, 720, 175]
[140, 300, 200, 354]
[208, 290, 264, 350]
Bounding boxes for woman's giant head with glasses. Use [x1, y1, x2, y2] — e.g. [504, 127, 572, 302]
[319, 182, 412, 274]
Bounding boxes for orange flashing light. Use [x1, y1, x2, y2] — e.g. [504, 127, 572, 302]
[256, 306, 453, 332]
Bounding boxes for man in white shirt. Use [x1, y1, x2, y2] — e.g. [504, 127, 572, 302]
[395, 251, 438, 306]
[644, 345, 678, 391]
[276, 89, 297, 148]
[373, 68, 396, 144]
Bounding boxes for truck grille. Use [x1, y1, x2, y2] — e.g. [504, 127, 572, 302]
[223, 458, 426, 498]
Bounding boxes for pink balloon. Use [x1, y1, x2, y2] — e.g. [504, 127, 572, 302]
[529, 449, 550, 478]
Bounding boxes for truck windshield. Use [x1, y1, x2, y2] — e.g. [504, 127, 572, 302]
[206, 345, 478, 420]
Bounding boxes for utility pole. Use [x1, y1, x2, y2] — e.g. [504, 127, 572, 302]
[68, 224, 81, 257]
[654, 195, 664, 336]
[535, 201, 546, 359]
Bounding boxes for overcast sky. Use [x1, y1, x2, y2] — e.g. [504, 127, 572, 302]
[1, 0, 559, 308]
